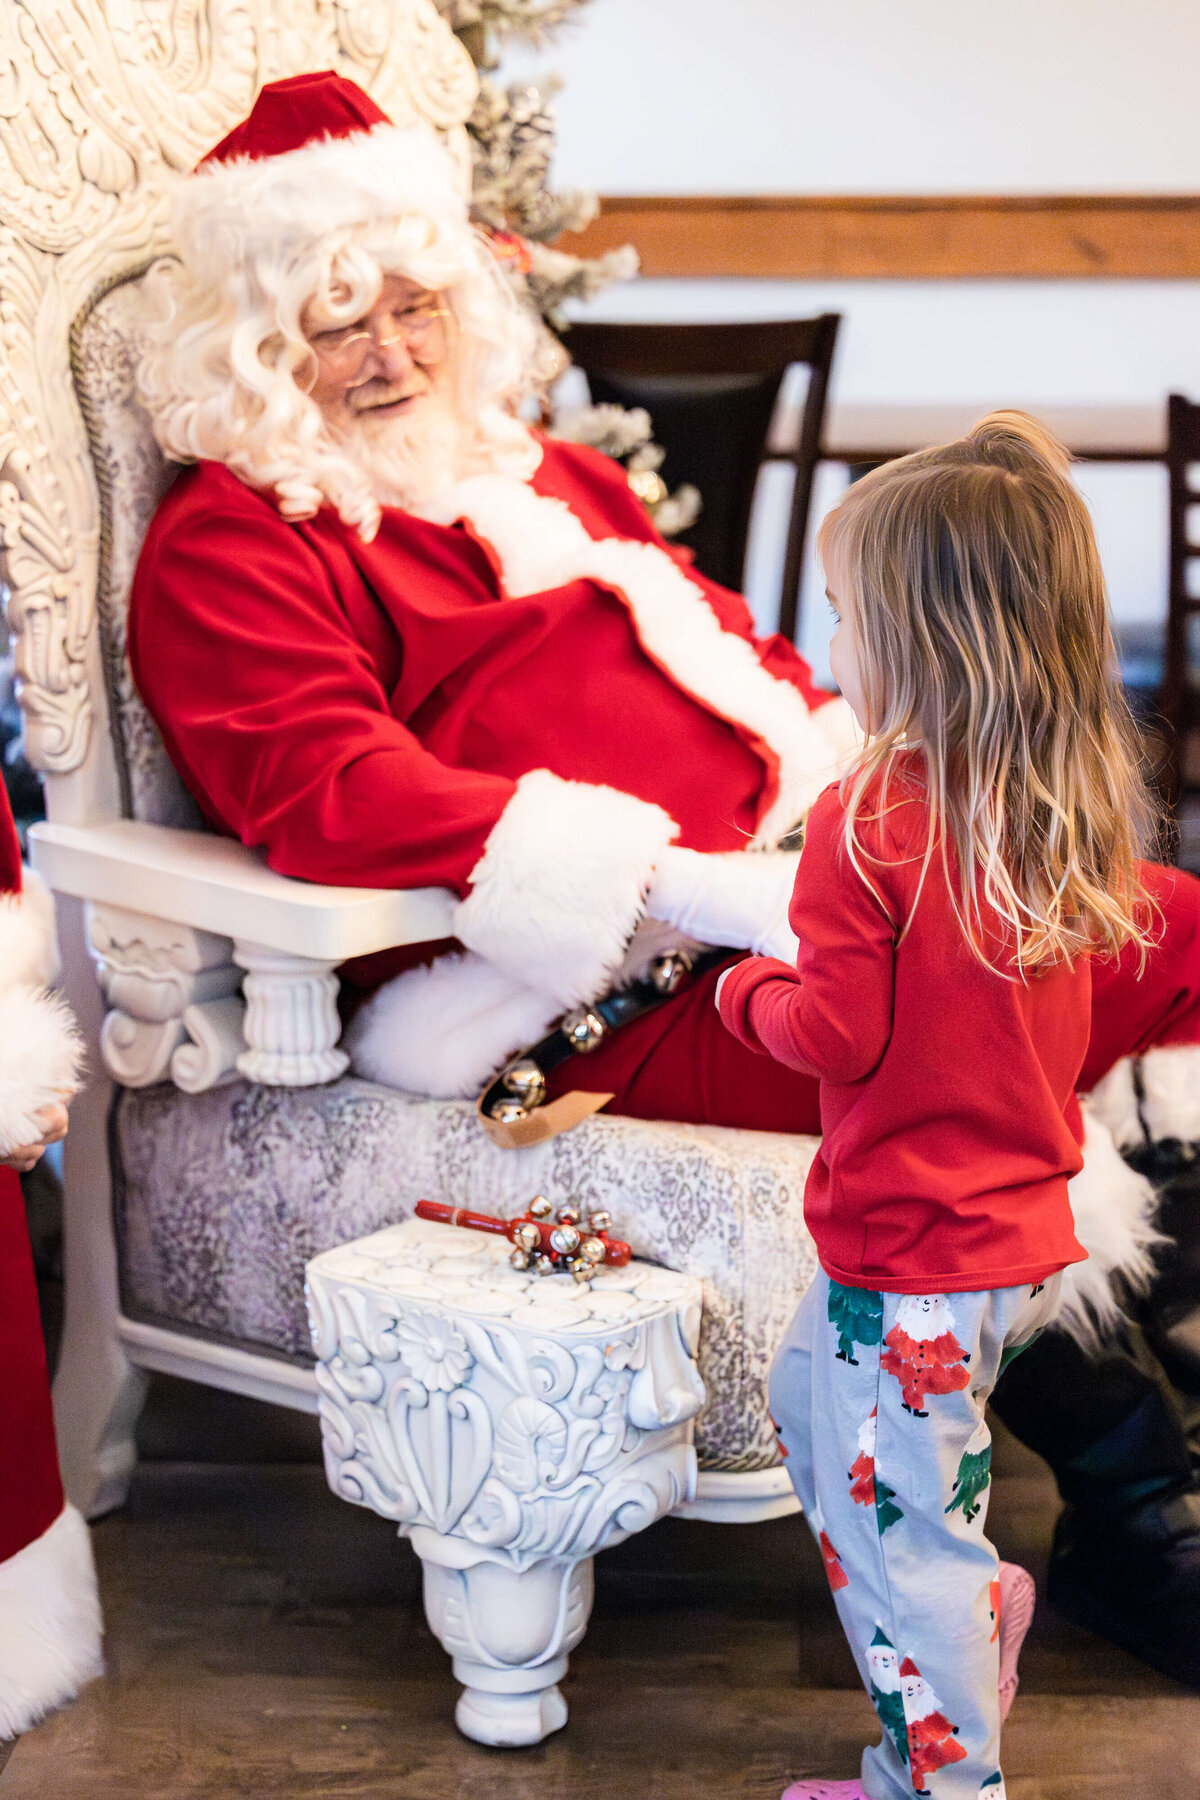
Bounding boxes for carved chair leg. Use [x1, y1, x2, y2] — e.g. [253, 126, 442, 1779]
[234, 942, 348, 1085]
[53, 899, 150, 1517]
[414, 1530, 592, 1745]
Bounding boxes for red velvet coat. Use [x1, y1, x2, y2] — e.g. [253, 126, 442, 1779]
[0, 786, 99, 1738]
[130, 436, 857, 1094]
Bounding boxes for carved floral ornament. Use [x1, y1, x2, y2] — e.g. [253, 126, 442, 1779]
[307, 1227, 706, 1568]
[0, 0, 476, 775]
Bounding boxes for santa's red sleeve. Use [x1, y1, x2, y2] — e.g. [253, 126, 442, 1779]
[132, 489, 678, 1014]
[0, 786, 99, 1742]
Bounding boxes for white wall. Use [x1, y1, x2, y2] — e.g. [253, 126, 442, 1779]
[507, 2, 1200, 666]
[505, 0, 1200, 193]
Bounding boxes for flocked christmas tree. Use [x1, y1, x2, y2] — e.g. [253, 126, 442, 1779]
[433, 0, 701, 534]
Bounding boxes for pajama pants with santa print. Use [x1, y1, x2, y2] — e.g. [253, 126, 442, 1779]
[769, 1268, 1063, 1800]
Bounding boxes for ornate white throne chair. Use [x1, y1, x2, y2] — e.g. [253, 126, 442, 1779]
[3, 0, 816, 1532]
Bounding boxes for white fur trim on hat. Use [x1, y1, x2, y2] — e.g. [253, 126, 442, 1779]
[0, 1504, 103, 1740]
[346, 951, 560, 1099]
[0, 986, 84, 1156]
[454, 769, 677, 1012]
[174, 123, 468, 258]
[1057, 1104, 1164, 1346]
[422, 474, 858, 846]
[0, 870, 60, 993]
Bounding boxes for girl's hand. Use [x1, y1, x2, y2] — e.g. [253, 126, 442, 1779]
[1, 1099, 70, 1173]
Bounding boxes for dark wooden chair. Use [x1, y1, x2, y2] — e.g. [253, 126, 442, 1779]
[562, 314, 840, 642]
[1160, 393, 1200, 827]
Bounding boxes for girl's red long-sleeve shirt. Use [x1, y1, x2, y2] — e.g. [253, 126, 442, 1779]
[717, 771, 1089, 1294]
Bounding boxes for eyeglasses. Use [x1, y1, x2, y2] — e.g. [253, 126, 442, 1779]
[306, 298, 450, 385]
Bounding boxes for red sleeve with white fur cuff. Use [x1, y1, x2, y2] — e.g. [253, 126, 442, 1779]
[0, 870, 61, 992]
[453, 768, 678, 1011]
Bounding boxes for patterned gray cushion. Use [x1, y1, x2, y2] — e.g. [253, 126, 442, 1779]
[115, 1078, 820, 1471]
[71, 270, 203, 827]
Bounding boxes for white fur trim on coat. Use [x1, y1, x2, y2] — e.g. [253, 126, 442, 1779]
[346, 951, 561, 1099]
[0, 871, 60, 993]
[1082, 1055, 1144, 1154]
[0, 987, 84, 1156]
[1138, 1043, 1200, 1146]
[1057, 1105, 1163, 1346]
[0, 1504, 103, 1740]
[423, 474, 859, 845]
[453, 768, 677, 1012]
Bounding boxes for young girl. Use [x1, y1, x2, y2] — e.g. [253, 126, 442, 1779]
[717, 412, 1155, 1800]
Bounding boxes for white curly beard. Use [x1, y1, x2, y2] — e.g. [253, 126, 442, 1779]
[329, 395, 467, 512]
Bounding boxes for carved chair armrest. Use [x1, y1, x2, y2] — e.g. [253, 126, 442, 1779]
[29, 820, 456, 1092]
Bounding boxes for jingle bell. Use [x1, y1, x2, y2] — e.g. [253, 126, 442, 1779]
[649, 949, 694, 996]
[512, 1221, 541, 1253]
[589, 1209, 612, 1233]
[569, 1257, 592, 1284]
[581, 1236, 607, 1264]
[503, 1058, 546, 1103]
[562, 1008, 606, 1053]
[549, 1223, 581, 1256]
[556, 1204, 581, 1227]
[534, 1253, 556, 1276]
[508, 1247, 531, 1271]
[490, 1097, 528, 1126]
[528, 1195, 554, 1220]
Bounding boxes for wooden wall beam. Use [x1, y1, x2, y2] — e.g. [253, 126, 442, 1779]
[562, 196, 1200, 280]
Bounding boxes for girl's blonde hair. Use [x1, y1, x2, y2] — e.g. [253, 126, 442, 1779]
[818, 410, 1157, 970]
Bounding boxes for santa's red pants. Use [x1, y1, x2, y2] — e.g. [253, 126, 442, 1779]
[548, 860, 1200, 1134]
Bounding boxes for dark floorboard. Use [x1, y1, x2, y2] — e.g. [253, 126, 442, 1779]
[5, 1404, 1199, 1799]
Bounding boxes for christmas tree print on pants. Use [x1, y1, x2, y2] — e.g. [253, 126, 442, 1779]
[849, 1405, 904, 1532]
[881, 1294, 972, 1416]
[827, 1280, 884, 1363]
[899, 1657, 967, 1794]
[866, 1625, 909, 1766]
[945, 1417, 992, 1523]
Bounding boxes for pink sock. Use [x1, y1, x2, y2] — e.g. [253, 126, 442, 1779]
[997, 1558, 1036, 1722]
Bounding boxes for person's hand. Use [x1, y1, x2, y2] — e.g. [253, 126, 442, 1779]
[644, 847, 801, 966]
[617, 916, 707, 988]
[1, 1099, 70, 1174]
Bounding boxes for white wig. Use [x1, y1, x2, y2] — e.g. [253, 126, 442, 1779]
[137, 124, 543, 539]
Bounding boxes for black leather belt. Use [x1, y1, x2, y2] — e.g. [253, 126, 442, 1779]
[478, 945, 732, 1145]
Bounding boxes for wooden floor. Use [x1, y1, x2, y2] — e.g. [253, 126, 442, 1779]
[6, 1385, 1199, 1800]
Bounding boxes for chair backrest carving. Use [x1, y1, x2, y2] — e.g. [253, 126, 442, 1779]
[0, 1, 477, 827]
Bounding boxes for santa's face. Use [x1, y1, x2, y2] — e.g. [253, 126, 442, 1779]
[303, 273, 452, 433]
[857, 1407, 878, 1456]
[895, 1292, 955, 1340]
[867, 1642, 899, 1690]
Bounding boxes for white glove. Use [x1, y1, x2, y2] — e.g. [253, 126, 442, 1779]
[644, 846, 800, 965]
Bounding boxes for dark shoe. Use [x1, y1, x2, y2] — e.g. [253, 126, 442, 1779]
[1047, 1480, 1200, 1688]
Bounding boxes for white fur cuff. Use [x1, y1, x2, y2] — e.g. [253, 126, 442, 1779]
[454, 770, 678, 1011]
[0, 1504, 103, 1740]
[0, 871, 60, 992]
[0, 987, 84, 1155]
[346, 952, 561, 1099]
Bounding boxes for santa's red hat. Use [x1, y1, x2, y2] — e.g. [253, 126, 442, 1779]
[898, 1657, 921, 1677]
[175, 70, 471, 259]
[199, 70, 390, 167]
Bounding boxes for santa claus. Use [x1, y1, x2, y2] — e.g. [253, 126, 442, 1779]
[128, 70, 1200, 1681]
[0, 785, 99, 1759]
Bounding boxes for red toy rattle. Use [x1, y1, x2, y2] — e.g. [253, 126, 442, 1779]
[415, 1194, 631, 1282]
